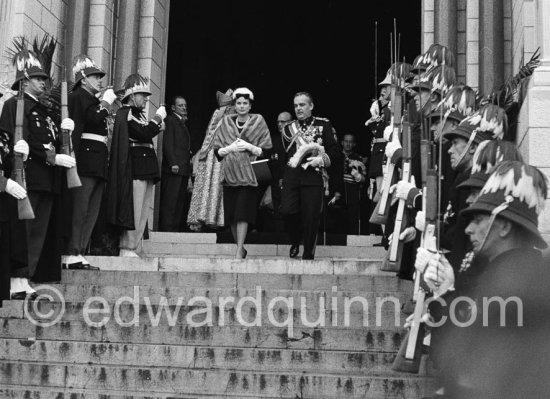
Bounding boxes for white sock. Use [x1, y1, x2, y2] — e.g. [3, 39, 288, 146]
[21, 278, 35, 294]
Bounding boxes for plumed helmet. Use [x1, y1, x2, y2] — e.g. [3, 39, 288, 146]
[118, 73, 152, 101]
[462, 161, 548, 248]
[72, 54, 105, 84]
[430, 84, 477, 123]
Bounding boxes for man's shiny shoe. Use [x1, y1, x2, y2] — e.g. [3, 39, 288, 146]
[10, 291, 38, 300]
[65, 263, 99, 270]
[289, 244, 299, 258]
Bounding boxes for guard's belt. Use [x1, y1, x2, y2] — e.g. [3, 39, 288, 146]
[130, 142, 154, 149]
[82, 133, 108, 144]
[372, 138, 388, 144]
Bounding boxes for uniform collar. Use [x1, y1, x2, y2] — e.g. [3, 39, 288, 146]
[298, 116, 314, 127]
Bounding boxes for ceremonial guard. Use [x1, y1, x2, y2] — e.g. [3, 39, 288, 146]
[280, 92, 339, 260]
[65, 55, 116, 269]
[420, 161, 550, 399]
[341, 133, 366, 234]
[106, 74, 166, 257]
[0, 45, 76, 297]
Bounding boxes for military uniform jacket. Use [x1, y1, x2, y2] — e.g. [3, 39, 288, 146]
[0, 131, 11, 222]
[127, 107, 161, 182]
[0, 93, 61, 193]
[282, 116, 339, 186]
[161, 113, 191, 176]
[68, 86, 109, 180]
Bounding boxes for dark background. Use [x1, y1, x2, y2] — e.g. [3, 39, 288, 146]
[165, 0, 421, 153]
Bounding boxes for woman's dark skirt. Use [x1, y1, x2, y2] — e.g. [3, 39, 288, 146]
[223, 185, 258, 225]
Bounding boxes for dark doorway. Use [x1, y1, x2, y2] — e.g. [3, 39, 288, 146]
[165, 0, 421, 153]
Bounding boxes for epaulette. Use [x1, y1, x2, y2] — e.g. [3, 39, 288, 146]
[315, 117, 330, 122]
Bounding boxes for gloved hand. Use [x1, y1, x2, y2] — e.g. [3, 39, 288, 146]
[14, 140, 29, 161]
[235, 139, 262, 156]
[423, 253, 455, 297]
[218, 141, 241, 157]
[415, 210, 426, 232]
[328, 192, 342, 206]
[303, 155, 324, 169]
[389, 175, 416, 200]
[369, 100, 380, 119]
[155, 106, 167, 120]
[55, 154, 76, 168]
[61, 118, 75, 132]
[415, 246, 433, 274]
[171, 165, 180, 174]
[101, 88, 117, 105]
[403, 311, 433, 329]
[399, 226, 417, 243]
[383, 125, 393, 141]
[385, 141, 402, 158]
[5, 179, 26, 199]
[351, 169, 363, 182]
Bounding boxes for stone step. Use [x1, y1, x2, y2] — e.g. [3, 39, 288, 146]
[5, 296, 407, 329]
[141, 242, 386, 258]
[18, 283, 411, 304]
[0, 338, 399, 375]
[77, 256, 391, 275]
[59, 270, 410, 292]
[148, 232, 381, 247]
[0, 360, 434, 398]
[0, 319, 406, 352]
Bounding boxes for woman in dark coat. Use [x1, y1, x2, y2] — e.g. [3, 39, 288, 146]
[213, 88, 272, 259]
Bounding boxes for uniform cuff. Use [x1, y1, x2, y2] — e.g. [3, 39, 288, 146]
[406, 188, 422, 208]
[152, 115, 163, 125]
[321, 153, 331, 168]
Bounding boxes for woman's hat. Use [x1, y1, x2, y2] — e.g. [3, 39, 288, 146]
[216, 89, 233, 107]
[232, 87, 254, 100]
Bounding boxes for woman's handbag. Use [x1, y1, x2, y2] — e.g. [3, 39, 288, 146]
[251, 159, 272, 183]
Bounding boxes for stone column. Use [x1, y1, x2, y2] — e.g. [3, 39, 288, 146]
[465, 0, 479, 90]
[65, 0, 91, 69]
[422, 0, 435, 52]
[87, 0, 114, 82]
[479, 0, 504, 94]
[434, 0, 457, 55]
[114, 0, 141, 87]
[517, 0, 550, 243]
[0, 0, 16, 94]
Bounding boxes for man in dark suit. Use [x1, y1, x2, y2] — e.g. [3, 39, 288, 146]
[280, 92, 340, 260]
[159, 96, 192, 231]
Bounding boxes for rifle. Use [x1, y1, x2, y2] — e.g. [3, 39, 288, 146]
[380, 103, 410, 272]
[370, 82, 402, 225]
[60, 71, 81, 188]
[392, 168, 438, 373]
[13, 89, 35, 220]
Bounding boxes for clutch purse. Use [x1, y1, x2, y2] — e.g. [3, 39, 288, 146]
[251, 159, 272, 183]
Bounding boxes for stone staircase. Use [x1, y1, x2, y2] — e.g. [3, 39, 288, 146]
[0, 233, 434, 398]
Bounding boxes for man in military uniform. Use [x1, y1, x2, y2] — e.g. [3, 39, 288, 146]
[420, 161, 550, 399]
[280, 92, 339, 260]
[0, 50, 76, 295]
[0, 107, 29, 302]
[107, 74, 167, 257]
[65, 54, 116, 269]
[341, 133, 366, 235]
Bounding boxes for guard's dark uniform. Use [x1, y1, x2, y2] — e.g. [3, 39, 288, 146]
[159, 112, 191, 231]
[0, 93, 62, 280]
[280, 116, 339, 259]
[367, 102, 391, 178]
[342, 151, 365, 235]
[0, 130, 12, 303]
[67, 86, 110, 256]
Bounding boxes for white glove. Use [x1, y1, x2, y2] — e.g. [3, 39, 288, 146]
[155, 106, 167, 121]
[351, 169, 362, 182]
[303, 155, 324, 169]
[415, 247, 433, 274]
[218, 141, 240, 156]
[383, 125, 393, 141]
[235, 139, 262, 156]
[415, 210, 426, 232]
[61, 118, 75, 132]
[389, 176, 416, 200]
[399, 226, 417, 243]
[403, 312, 433, 329]
[14, 140, 29, 161]
[101, 88, 117, 105]
[55, 154, 76, 168]
[5, 178, 26, 199]
[369, 100, 380, 119]
[423, 253, 455, 297]
[385, 141, 402, 158]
